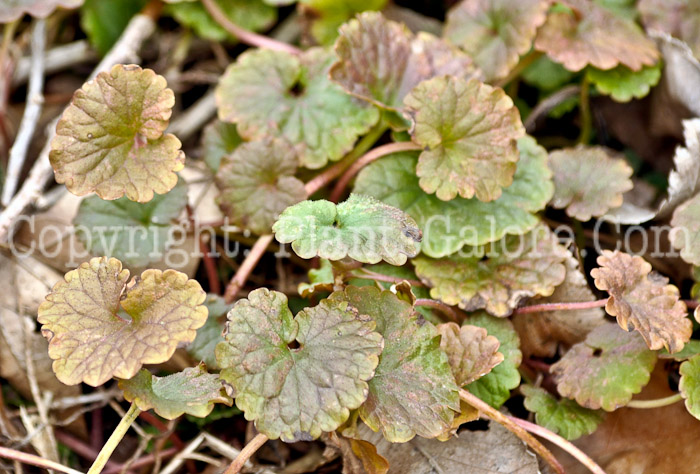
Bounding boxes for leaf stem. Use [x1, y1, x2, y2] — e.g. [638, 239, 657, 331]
[414, 298, 459, 322]
[201, 0, 301, 55]
[578, 74, 592, 144]
[224, 234, 275, 303]
[458, 389, 566, 474]
[304, 122, 389, 196]
[87, 402, 141, 474]
[495, 50, 543, 88]
[514, 298, 608, 314]
[0, 446, 84, 474]
[329, 141, 422, 203]
[626, 393, 683, 409]
[224, 432, 269, 474]
[506, 415, 606, 474]
[351, 268, 425, 287]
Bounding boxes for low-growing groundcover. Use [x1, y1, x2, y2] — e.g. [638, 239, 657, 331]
[5, 0, 700, 473]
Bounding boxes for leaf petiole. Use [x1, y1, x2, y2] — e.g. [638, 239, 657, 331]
[87, 402, 141, 474]
[626, 393, 683, 409]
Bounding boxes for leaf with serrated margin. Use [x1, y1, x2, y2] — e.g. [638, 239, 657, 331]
[437, 322, 503, 386]
[330, 12, 479, 117]
[187, 294, 232, 370]
[404, 75, 525, 202]
[414, 224, 568, 317]
[216, 47, 378, 169]
[521, 384, 603, 440]
[272, 194, 421, 265]
[353, 135, 553, 258]
[534, 0, 659, 72]
[202, 120, 242, 172]
[463, 312, 521, 408]
[639, 0, 700, 59]
[512, 251, 605, 358]
[298, 259, 334, 298]
[548, 146, 634, 221]
[50, 64, 184, 202]
[37, 257, 207, 386]
[587, 63, 662, 102]
[591, 250, 691, 353]
[215, 289, 383, 442]
[0, 0, 82, 22]
[444, 0, 549, 82]
[551, 322, 657, 411]
[119, 364, 232, 419]
[300, 0, 387, 45]
[73, 180, 188, 269]
[330, 286, 459, 442]
[680, 354, 700, 420]
[216, 138, 306, 235]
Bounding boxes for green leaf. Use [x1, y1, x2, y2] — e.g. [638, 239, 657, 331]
[414, 224, 568, 317]
[587, 63, 662, 102]
[591, 250, 692, 353]
[534, 0, 659, 72]
[0, 0, 82, 22]
[272, 194, 421, 265]
[119, 365, 233, 419]
[551, 322, 657, 411]
[50, 64, 184, 202]
[187, 294, 233, 370]
[548, 146, 634, 221]
[216, 289, 383, 442]
[404, 75, 525, 202]
[660, 340, 700, 361]
[437, 322, 503, 386]
[216, 47, 378, 169]
[80, 0, 147, 56]
[463, 312, 522, 408]
[330, 12, 479, 118]
[164, 0, 276, 42]
[73, 180, 188, 268]
[201, 120, 242, 172]
[521, 55, 576, 91]
[300, 0, 387, 45]
[329, 286, 459, 442]
[680, 354, 700, 420]
[37, 257, 208, 387]
[298, 259, 334, 298]
[521, 385, 603, 440]
[353, 135, 553, 257]
[444, 0, 549, 81]
[215, 138, 307, 235]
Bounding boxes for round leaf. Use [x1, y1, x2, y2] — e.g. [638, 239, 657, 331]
[215, 289, 383, 442]
[551, 322, 657, 411]
[73, 181, 188, 268]
[50, 64, 184, 202]
[215, 138, 307, 235]
[201, 120, 242, 172]
[444, 0, 549, 81]
[404, 76, 525, 202]
[591, 250, 692, 353]
[414, 224, 568, 317]
[521, 384, 603, 441]
[216, 47, 378, 169]
[638, 0, 700, 58]
[587, 63, 662, 102]
[119, 365, 233, 419]
[330, 286, 459, 442]
[437, 322, 503, 386]
[187, 294, 233, 370]
[272, 194, 421, 266]
[680, 354, 700, 420]
[37, 257, 208, 386]
[534, 0, 659, 72]
[463, 312, 522, 408]
[330, 12, 479, 115]
[353, 136, 553, 258]
[548, 146, 634, 221]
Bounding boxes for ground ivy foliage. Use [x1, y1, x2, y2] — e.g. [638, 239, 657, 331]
[353, 136, 553, 258]
[216, 47, 378, 169]
[273, 194, 421, 265]
[215, 289, 383, 442]
[330, 286, 460, 442]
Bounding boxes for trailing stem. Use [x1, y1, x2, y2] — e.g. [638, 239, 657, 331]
[224, 432, 269, 474]
[87, 402, 141, 474]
